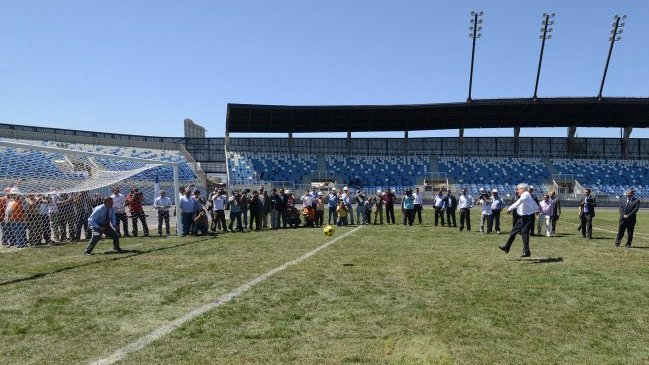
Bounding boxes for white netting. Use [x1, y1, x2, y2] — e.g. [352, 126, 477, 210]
[0, 139, 199, 247]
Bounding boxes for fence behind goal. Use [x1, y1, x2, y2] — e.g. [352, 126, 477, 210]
[0, 139, 199, 247]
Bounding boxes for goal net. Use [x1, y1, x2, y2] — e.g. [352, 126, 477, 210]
[0, 139, 196, 247]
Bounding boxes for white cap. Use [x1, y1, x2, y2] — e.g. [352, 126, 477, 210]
[377, 189, 382, 194]
[9, 187, 22, 195]
[331, 187, 337, 191]
[343, 186, 349, 191]
[529, 185, 535, 190]
[492, 189, 498, 193]
[318, 192, 323, 196]
[285, 189, 291, 194]
[516, 183, 529, 190]
[479, 188, 485, 192]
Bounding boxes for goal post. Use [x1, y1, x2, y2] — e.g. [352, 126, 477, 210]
[0, 139, 190, 246]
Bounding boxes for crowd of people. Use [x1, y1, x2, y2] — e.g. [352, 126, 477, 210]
[1, 182, 641, 257]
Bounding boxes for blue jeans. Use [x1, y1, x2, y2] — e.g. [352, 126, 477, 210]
[7, 222, 27, 248]
[181, 213, 194, 236]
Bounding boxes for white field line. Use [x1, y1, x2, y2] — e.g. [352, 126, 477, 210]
[566, 221, 649, 239]
[88, 225, 364, 365]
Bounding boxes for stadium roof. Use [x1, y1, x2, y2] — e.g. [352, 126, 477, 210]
[226, 97, 649, 133]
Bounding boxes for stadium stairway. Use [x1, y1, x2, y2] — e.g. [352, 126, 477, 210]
[542, 158, 558, 176]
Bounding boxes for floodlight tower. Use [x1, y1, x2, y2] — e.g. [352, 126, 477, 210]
[467, 11, 484, 102]
[533, 12, 555, 100]
[598, 15, 627, 100]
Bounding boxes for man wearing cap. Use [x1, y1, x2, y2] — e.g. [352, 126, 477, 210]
[260, 190, 271, 229]
[413, 188, 424, 224]
[458, 188, 473, 231]
[84, 197, 123, 255]
[327, 188, 338, 225]
[354, 190, 366, 225]
[341, 187, 354, 225]
[490, 189, 504, 234]
[499, 183, 538, 257]
[110, 188, 129, 237]
[615, 188, 640, 248]
[579, 188, 597, 239]
[154, 190, 172, 236]
[249, 190, 262, 231]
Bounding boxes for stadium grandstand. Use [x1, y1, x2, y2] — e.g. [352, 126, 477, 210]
[2, 96, 649, 204]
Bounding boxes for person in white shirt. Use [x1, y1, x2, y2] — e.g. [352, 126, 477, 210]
[499, 183, 539, 257]
[433, 190, 446, 226]
[301, 190, 313, 209]
[342, 187, 354, 225]
[413, 188, 424, 224]
[458, 188, 473, 231]
[153, 190, 172, 236]
[46, 189, 63, 242]
[490, 189, 504, 234]
[537, 194, 553, 237]
[110, 187, 129, 237]
[478, 192, 493, 234]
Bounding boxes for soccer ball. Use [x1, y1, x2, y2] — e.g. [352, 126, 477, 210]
[324, 225, 335, 236]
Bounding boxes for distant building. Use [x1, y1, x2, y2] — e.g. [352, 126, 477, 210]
[184, 118, 206, 138]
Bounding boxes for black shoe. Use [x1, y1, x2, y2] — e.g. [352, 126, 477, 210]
[520, 252, 531, 258]
[625, 244, 632, 249]
[498, 245, 510, 254]
[615, 243, 620, 247]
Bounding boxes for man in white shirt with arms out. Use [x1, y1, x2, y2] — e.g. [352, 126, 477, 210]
[499, 183, 538, 257]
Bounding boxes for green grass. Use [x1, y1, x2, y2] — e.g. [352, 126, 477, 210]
[1, 209, 648, 364]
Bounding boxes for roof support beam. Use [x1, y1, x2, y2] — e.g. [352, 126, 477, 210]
[623, 127, 632, 159]
[404, 130, 409, 156]
[459, 128, 464, 157]
[514, 127, 521, 157]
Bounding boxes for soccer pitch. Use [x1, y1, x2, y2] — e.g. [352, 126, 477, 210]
[1, 209, 648, 365]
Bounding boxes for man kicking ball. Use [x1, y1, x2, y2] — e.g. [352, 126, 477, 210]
[499, 183, 539, 258]
[84, 197, 123, 255]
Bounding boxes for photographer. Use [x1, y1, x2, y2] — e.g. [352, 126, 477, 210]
[210, 189, 228, 233]
[127, 188, 149, 237]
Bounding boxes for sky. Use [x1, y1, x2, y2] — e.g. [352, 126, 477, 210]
[1, 0, 647, 139]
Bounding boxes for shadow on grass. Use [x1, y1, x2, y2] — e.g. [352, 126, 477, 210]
[628, 246, 649, 249]
[516, 257, 564, 264]
[0, 237, 212, 287]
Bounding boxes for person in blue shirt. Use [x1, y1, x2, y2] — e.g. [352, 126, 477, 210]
[327, 188, 339, 225]
[402, 189, 416, 226]
[179, 190, 195, 236]
[84, 197, 123, 255]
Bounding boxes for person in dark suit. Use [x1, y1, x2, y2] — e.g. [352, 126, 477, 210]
[549, 191, 561, 234]
[445, 190, 458, 227]
[615, 188, 641, 248]
[578, 188, 597, 239]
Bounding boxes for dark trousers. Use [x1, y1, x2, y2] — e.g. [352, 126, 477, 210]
[115, 212, 129, 236]
[158, 210, 170, 235]
[280, 210, 287, 228]
[512, 211, 519, 228]
[84, 226, 120, 254]
[34, 214, 52, 244]
[131, 211, 149, 236]
[229, 211, 243, 231]
[328, 207, 337, 225]
[434, 207, 445, 226]
[181, 212, 194, 236]
[551, 215, 559, 233]
[530, 214, 536, 235]
[315, 210, 324, 226]
[75, 213, 91, 241]
[249, 210, 261, 230]
[212, 210, 227, 232]
[580, 213, 594, 238]
[385, 203, 395, 223]
[502, 214, 534, 255]
[404, 209, 415, 226]
[490, 209, 502, 232]
[459, 208, 471, 231]
[446, 209, 457, 227]
[615, 218, 636, 246]
[414, 204, 422, 224]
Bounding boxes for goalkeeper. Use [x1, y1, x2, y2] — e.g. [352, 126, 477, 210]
[83, 197, 123, 256]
